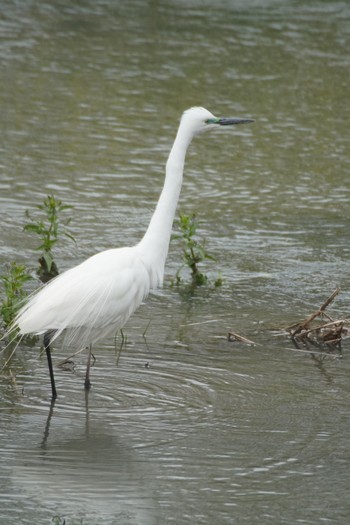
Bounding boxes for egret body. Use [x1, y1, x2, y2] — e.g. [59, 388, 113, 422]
[13, 107, 253, 397]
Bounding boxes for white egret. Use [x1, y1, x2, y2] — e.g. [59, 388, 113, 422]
[12, 107, 254, 398]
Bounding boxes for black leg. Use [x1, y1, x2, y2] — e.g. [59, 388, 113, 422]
[44, 332, 57, 399]
[84, 345, 92, 391]
[40, 397, 56, 449]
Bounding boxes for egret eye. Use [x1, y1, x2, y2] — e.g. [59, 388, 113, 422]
[205, 117, 220, 124]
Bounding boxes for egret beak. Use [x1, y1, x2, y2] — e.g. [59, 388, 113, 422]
[218, 117, 255, 126]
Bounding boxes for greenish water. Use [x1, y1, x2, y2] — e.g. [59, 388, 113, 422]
[1, 1, 350, 524]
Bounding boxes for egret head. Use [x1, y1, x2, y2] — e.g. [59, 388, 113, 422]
[181, 106, 254, 137]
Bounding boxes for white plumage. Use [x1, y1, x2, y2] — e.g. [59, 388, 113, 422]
[16, 247, 151, 350]
[12, 106, 253, 396]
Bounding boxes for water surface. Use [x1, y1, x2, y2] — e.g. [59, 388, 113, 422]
[1, 1, 350, 524]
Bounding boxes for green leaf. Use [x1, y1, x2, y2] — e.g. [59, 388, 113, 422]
[172, 211, 221, 289]
[42, 251, 53, 272]
[23, 194, 75, 282]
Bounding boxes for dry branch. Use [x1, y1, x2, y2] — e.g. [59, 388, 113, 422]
[228, 331, 257, 345]
[288, 287, 340, 335]
[287, 288, 348, 351]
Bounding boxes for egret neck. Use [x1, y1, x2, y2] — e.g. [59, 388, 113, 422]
[137, 117, 194, 287]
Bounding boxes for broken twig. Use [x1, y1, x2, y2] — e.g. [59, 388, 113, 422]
[287, 288, 348, 351]
[228, 331, 257, 346]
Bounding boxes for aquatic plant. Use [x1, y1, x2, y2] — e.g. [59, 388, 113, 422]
[24, 194, 75, 282]
[0, 262, 33, 329]
[52, 516, 66, 525]
[0, 195, 75, 338]
[172, 212, 222, 287]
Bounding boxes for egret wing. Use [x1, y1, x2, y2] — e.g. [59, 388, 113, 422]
[14, 247, 151, 349]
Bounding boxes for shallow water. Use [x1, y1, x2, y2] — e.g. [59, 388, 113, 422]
[1, 1, 350, 524]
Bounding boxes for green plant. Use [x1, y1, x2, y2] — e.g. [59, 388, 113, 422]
[0, 262, 33, 329]
[24, 194, 75, 282]
[172, 212, 222, 287]
[52, 517, 66, 525]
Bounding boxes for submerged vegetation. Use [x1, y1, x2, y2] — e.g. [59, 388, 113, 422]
[171, 212, 222, 288]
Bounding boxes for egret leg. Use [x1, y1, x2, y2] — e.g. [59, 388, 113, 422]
[84, 345, 92, 390]
[43, 332, 57, 399]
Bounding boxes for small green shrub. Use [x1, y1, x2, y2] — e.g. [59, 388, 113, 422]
[172, 212, 222, 287]
[24, 194, 75, 282]
[52, 517, 66, 525]
[0, 262, 33, 329]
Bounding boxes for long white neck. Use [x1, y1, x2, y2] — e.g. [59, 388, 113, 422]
[137, 119, 195, 286]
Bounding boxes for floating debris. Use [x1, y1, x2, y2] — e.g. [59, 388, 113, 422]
[286, 288, 349, 352]
[227, 330, 257, 346]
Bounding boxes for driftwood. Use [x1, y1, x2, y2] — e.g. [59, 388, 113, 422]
[287, 288, 349, 351]
[227, 330, 257, 345]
